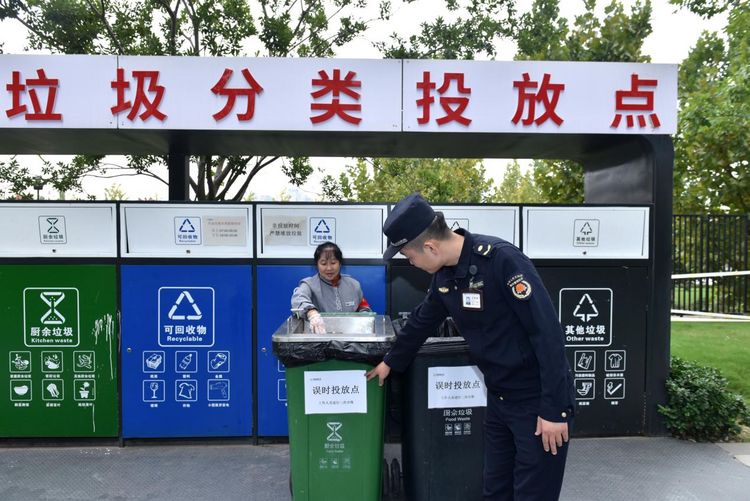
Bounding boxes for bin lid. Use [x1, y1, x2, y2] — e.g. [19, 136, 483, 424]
[120, 204, 253, 258]
[272, 313, 396, 343]
[0, 203, 117, 257]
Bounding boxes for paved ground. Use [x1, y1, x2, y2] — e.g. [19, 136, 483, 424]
[0, 438, 748, 500]
[715, 442, 750, 468]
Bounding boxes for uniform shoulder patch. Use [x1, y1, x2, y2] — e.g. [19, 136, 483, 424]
[506, 272, 532, 300]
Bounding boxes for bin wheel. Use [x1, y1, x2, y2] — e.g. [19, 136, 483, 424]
[382, 459, 390, 498]
[390, 458, 401, 495]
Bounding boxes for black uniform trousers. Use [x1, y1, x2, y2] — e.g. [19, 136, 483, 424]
[483, 394, 572, 501]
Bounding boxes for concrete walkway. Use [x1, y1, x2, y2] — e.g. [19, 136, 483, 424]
[0, 438, 748, 500]
[715, 442, 750, 468]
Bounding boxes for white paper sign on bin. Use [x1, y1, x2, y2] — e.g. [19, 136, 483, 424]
[428, 366, 487, 409]
[304, 370, 368, 414]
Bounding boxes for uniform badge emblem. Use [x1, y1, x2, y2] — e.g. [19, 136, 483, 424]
[438, 287, 449, 293]
[507, 273, 532, 300]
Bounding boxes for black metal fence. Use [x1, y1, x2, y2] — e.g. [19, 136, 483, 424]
[672, 215, 750, 314]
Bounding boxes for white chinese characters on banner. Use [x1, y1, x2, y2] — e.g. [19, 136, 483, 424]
[304, 370, 367, 415]
[428, 365, 487, 409]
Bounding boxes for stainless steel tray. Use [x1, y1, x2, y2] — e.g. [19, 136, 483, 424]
[272, 314, 396, 343]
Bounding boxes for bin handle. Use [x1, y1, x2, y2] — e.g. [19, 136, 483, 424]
[289, 308, 306, 334]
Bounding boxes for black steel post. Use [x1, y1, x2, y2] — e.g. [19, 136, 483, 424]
[580, 135, 674, 436]
[168, 154, 190, 201]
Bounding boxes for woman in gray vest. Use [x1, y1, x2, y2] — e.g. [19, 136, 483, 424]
[291, 242, 372, 334]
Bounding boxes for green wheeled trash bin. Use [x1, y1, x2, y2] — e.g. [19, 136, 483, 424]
[273, 313, 395, 501]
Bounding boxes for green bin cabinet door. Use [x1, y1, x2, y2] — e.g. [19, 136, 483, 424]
[0, 265, 118, 437]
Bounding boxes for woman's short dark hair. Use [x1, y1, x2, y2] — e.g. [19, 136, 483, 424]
[314, 242, 344, 265]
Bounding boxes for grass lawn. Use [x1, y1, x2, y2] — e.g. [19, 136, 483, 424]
[671, 321, 750, 402]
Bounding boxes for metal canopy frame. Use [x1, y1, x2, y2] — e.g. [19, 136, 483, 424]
[0, 129, 673, 436]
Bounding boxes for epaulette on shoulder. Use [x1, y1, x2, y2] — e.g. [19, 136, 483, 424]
[472, 240, 496, 258]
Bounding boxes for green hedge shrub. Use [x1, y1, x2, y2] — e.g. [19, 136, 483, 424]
[658, 357, 750, 442]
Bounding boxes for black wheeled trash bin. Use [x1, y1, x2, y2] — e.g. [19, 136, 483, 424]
[401, 334, 487, 501]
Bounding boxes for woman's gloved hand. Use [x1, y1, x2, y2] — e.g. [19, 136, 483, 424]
[308, 312, 327, 334]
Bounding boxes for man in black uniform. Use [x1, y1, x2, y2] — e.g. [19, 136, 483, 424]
[366, 193, 575, 501]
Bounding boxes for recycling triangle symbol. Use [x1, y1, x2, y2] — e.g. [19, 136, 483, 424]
[168, 291, 202, 320]
[314, 219, 331, 234]
[573, 294, 599, 322]
[179, 219, 196, 233]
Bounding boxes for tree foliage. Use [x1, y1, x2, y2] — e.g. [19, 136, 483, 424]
[103, 182, 127, 200]
[320, 157, 495, 203]
[490, 160, 543, 203]
[320, 0, 519, 203]
[1, 0, 521, 200]
[669, 0, 739, 18]
[377, 0, 516, 59]
[0, 155, 102, 199]
[275, 188, 292, 202]
[0, 0, 392, 199]
[513, 0, 653, 204]
[670, 0, 750, 213]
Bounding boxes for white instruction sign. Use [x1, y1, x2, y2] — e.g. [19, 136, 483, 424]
[203, 216, 247, 246]
[304, 370, 367, 415]
[263, 215, 307, 247]
[428, 365, 487, 409]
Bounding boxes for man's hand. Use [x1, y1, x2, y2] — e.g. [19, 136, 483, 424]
[365, 361, 391, 386]
[535, 417, 569, 455]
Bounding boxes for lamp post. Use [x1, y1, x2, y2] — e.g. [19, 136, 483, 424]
[33, 176, 44, 200]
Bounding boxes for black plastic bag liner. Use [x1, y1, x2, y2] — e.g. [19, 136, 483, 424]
[391, 316, 469, 355]
[273, 340, 393, 368]
[416, 336, 470, 355]
[437, 317, 461, 338]
[392, 316, 461, 339]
